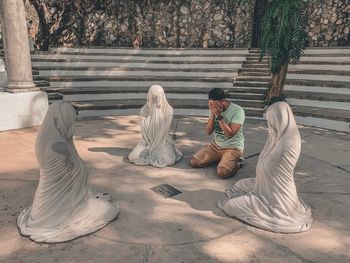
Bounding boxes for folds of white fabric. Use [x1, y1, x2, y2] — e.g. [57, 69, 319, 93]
[129, 85, 182, 167]
[17, 101, 119, 243]
[217, 102, 313, 233]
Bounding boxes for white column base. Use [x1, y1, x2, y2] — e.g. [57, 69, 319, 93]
[5, 81, 38, 93]
[0, 91, 48, 131]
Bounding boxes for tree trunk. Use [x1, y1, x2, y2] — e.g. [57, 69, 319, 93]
[30, 1, 50, 50]
[269, 62, 288, 99]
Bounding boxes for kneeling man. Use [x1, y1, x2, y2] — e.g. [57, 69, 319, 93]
[190, 88, 245, 178]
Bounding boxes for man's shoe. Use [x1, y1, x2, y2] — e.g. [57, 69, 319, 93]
[237, 157, 245, 169]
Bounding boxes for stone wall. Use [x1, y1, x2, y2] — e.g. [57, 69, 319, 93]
[1, 0, 348, 48]
[25, 0, 254, 49]
[306, 0, 349, 46]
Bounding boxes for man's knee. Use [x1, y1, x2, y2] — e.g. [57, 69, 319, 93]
[190, 156, 209, 168]
[190, 156, 201, 168]
[217, 166, 233, 179]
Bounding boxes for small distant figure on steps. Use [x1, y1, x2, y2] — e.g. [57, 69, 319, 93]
[133, 35, 141, 48]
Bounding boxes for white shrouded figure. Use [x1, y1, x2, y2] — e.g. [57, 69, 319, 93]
[17, 101, 119, 243]
[217, 102, 313, 233]
[129, 84, 182, 167]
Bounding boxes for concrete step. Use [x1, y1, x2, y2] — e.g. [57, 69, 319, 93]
[48, 92, 63, 101]
[62, 92, 265, 103]
[31, 54, 246, 64]
[49, 80, 234, 90]
[49, 86, 223, 95]
[248, 48, 350, 57]
[286, 74, 350, 88]
[34, 75, 236, 83]
[52, 87, 265, 98]
[229, 86, 267, 94]
[49, 47, 249, 56]
[284, 84, 350, 94]
[226, 93, 265, 100]
[71, 98, 264, 112]
[47, 85, 266, 98]
[49, 86, 228, 95]
[233, 81, 269, 88]
[288, 69, 350, 76]
[32, 61, 242, 72]
[245, 58, 268, 63]
[248, 49, 260, 53]
[285, 90, 350, 102]
[235, 76, 271, 82]
[239, 71, 270, 77]
[36, 69, 237, 79]
[287, 98, 350, 111]
[299, 57, 350, 65]
[34, 80, 50, 87]
[291, 105, 350, 123]
[246, 54, 267, 58]
[242, 63, 269, 68]
[32, 70, 39, 75]
[77, 107, 264, 118]
[288, 64, 350, 76]
[303, 48, 350, 56]
[64, 93, 207, 102]
[238, 68, 270, 73]
[243, 60, 268, 65]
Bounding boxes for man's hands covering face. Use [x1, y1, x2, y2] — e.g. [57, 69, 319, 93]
[208, 100, 223, 117]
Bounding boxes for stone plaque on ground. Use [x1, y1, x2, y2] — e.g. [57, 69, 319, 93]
[151, 184, 182, 198]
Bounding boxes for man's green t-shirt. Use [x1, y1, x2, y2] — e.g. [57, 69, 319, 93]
[211, 102, 245, 150]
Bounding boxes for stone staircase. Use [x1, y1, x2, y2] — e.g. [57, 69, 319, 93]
[31, 47, 265, 118]
[285, 48, 350, 132]
[232, 48, 270, 111]
[30, 46, 350, 132]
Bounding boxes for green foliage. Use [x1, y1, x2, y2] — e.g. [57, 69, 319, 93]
[260, 0, 309, 74]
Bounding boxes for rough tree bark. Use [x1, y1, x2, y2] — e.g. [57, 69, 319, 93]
[269, 63, 288, 99]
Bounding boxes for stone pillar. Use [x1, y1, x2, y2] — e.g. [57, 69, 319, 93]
[0, 0, 38, 93]
[0, 0, 48, 131]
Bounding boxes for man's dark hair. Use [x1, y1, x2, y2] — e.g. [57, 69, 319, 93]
[208, 88, 226, 100]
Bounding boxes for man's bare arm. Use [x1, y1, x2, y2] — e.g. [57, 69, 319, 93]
[217, 120, 241, 138]
[206, 113, 216, 135]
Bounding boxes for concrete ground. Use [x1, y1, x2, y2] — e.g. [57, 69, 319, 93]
[0, 116, 349, 263]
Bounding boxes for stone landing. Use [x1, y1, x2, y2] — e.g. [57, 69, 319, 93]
[0, 116, 349, 262]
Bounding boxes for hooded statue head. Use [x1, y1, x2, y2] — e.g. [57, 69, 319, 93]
[143, 84, 173, 118]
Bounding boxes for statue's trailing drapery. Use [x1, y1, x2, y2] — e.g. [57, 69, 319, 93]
[17, 101, 119, 243]
[218, 102, 313, 233]
[129, 85, 182, 167]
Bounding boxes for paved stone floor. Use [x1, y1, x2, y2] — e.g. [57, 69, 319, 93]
[0, 116, 349, 263]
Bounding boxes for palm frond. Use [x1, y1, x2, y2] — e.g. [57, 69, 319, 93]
[259, 0, 309, 74]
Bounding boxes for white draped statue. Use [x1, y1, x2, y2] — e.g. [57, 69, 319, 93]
[217, 102, 313, 233]
[129, 85, 182, 167]
[17, 101, 119, 243]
